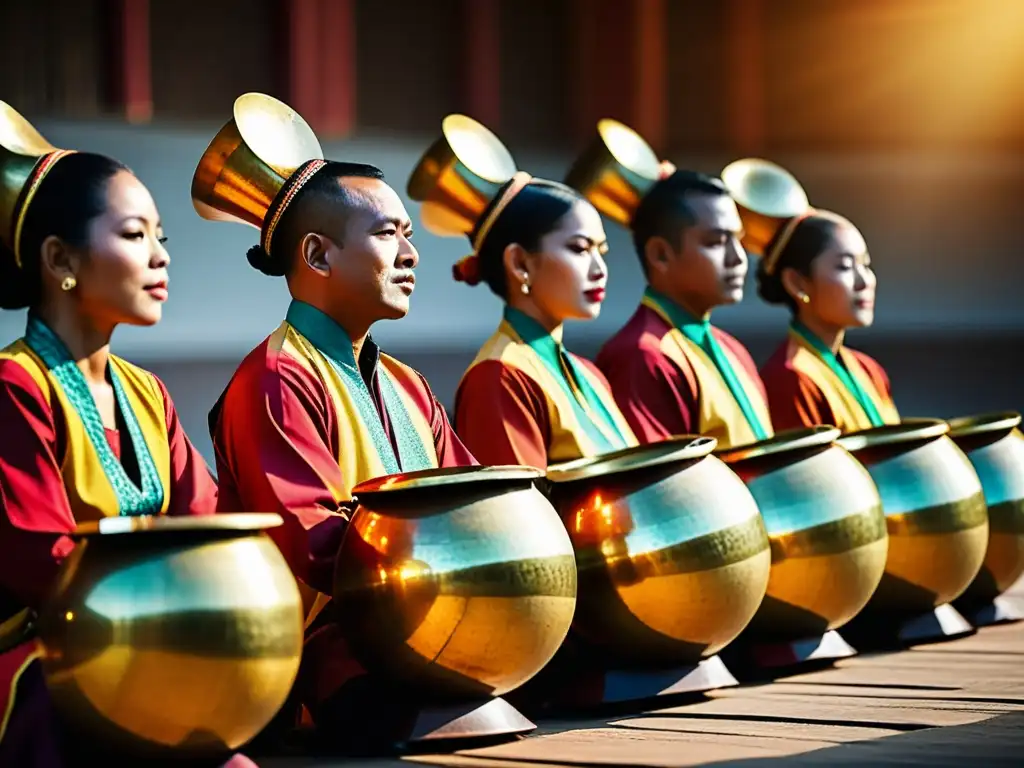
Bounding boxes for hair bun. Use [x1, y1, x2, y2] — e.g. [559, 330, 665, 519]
[245, 244, 288, 277]
[452, 254, 482, 286]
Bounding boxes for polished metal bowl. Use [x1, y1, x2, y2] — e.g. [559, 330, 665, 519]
[838, 419, 988, 615]
[37, 513, 303, 760]
[948, 412, 1024, 609]
[333, 465, 577, 699]
[718, 427, 887, 640]
[544, 436, 771, 666]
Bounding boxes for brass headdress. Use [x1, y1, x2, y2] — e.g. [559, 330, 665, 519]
[407, 114, 524, 284]
[721, 158, 812, 275]
[564, 119, 663, 228]
[191, 93, 325, 255]
[0, 102, 78, 268]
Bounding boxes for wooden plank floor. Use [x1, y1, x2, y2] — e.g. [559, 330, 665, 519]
[264, 583, 1024, 768]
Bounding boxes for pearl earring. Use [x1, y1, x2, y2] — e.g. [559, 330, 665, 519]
[61, 276, 77, 292]
[521, 282, 530, 295]
[799, 293, 810, 304]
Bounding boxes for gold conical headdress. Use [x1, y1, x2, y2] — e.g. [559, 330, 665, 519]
[0, 102, 77, 267]
[191, 93, 324, 252]
[564, 119, 662, 228]
[407, 114, 520, 241]
[721, 158, 812, 272]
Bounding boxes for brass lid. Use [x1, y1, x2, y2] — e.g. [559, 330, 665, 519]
[720, 157, 810, 257]
[716, 425, 841, 464]
[837, 418, 950, 453]
[0, 101, 62, 252]
[564, 118, 662, 227]
[75, 513, 284, 537]
[353, 465, 544, 496]
[191, 92, 324, 230]
[546, 435, 717, 484]
[406, 114, 518, 238]
[947, 411, 1022, 439]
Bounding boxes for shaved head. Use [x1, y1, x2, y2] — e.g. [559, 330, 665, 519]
[271, 162, 387, 273]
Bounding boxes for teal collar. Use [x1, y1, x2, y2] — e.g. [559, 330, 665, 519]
[285, 300, 379, 384]
[502, 306, 628, 452]
[643, 287, 707, 329]
[284, 299, 433, 473]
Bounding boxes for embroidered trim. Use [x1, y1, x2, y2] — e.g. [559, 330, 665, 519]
[24, 315, 164, 516]
[261, 159, 328, 255]
[12, 150, 77, 268]
[285, 302, 433, 475]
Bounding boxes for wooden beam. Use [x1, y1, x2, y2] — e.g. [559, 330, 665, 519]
[569, 0, 668, 151]
[461, 0, 501, 129]
[725, 0, 765, 155]
[318, 0, 356, 137]
[109, 0, 152, 122]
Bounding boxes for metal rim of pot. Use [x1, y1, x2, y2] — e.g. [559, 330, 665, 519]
[837, 417, 949, 453]
[545, 435, 717, 485]
[351, 464, 544, 497]
[73, 512, 285, 538]
[946, 411, 1022, 439]
[716, 425, 841, 464]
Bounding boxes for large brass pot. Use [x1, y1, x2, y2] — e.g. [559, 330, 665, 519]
[333, 465, 577, 699]
[544, 437, 771, 666]
[37, 514, 303, 761]
[949, 412, 1024, 609]
[837, 419, 988, 616]
[717, 427, 888, 641]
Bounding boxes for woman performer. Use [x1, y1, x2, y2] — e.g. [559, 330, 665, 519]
[723, 159, 898, 432]
[408, 116, 637, 468]
[0, 104, 244, 766]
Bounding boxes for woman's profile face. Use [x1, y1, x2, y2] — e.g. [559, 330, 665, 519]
[71, 170, 171, 328]
[804, 221, 876, 329]
[520, 199, 609, 324]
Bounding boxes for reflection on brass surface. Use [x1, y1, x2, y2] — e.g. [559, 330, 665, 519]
[563, 119, 662, 227]
[37, 514, 303, 760]
[406, 115, 517, 237]
[0, 101, 60, 250]
[191, 93, 324, 229]
[334, 466, 577, 699]
[949, 412, 1024, 605]
[719, 428, 888, 638]
[838, 419, 988, 614]
[546, 437, 771, 667]
[720, 158, 810, 256]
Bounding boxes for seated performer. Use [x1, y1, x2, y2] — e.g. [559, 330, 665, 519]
[0, 106, 240, 765]
[570, 121, 772, 450]
[407, 115, 636, 468]
[721, 158, 899, 432]
[193, 95, 475, 731]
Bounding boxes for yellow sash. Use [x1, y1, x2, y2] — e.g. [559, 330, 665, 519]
[657, 329, 773, 449]
[463, 321, 637, 464]
[0, 340, 172, 523]
[271, 323, 439, 626]
[788, 335, 899, 432]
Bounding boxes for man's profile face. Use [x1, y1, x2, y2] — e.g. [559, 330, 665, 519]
[323, 177, 419, 323]
[665, 191, 748, 312]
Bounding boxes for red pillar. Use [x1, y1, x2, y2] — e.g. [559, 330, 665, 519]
[318, 0, 356, 137]
[725, 0, 765, 155]
[109, 0, 152, 123]
[283, 0, 356, 137]
[284, 0, 323, 129]
[461, 0, 501, 128]
[569, 0, 668, 151]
